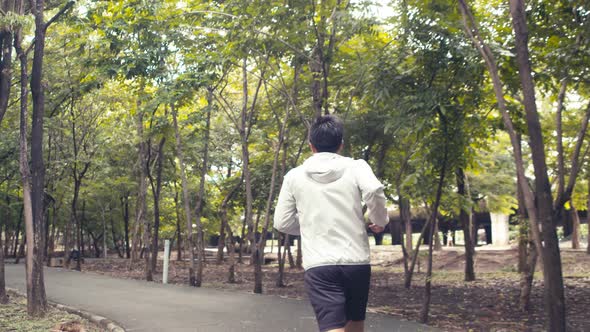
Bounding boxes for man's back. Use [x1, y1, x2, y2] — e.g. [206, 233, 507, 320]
[274, 152, 388, 270]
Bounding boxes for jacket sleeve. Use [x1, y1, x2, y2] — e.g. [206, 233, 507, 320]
[273, 173, 300, 236]
[356, 160, 389, 227]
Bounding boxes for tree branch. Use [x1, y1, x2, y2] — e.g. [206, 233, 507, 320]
[44, 1, 75, 32]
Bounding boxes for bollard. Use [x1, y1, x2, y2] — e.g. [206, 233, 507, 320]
[163, 240, 170, 284]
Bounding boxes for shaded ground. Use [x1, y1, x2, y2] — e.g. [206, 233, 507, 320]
[82, 246, 590, 331]
[0, 291, 102, 332]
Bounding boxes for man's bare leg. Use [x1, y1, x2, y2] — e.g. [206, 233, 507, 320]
[325, 328, 345, 332]
[345, 320, 364, 332]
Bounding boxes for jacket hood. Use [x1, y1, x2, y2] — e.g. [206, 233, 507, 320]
[303, 153, 351, 184]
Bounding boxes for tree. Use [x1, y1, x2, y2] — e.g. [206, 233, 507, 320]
[458, 0, 590, 329]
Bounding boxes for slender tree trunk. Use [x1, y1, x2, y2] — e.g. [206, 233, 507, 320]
[220, 178, 242, 283]
[238, 214, 246, 264]
[516, 135, 527, 273]
[420, 154, 447, 323]
[287, 236, 295, 269]
[75, 200, 85, 271]
[276, 232, 286, 287]
[110, 212, 123, 258]
[216, 213, 226, 264]
[149, 137, 166, 277]
[1, 190, 10, 294]
[12, 207, 22, 258]
[400, 196, 412, 251]
[172, 103, 197, 286]
[433, 218, 442, 251]
[254, 85, 291, 293]
[0, 220, 8, 304]
[588, 179, 590, 255]
[173, 187, 182, 261]
[0, 1, 13, 127]
[456, 168, 475, 281]
[225, 223, 236, 284]
[67, 179, 80, 270]
[46, 203, 56, 266]
[132, 82, 147, 263]
[296, 237, 302, 269]
[193, 88, 214, 287]
[571, 206, 580, 249]
[239, 57, 266, 267]
[421, 212, 436, 323]
[122, 195, 130, 259]
[405, 216, 433, 288]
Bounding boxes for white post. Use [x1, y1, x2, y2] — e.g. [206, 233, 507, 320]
[490, 213, 510, 246]
[163, 239, 171, 284]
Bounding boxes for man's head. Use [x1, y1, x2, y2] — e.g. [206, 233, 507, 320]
[309, 115, 344, 153]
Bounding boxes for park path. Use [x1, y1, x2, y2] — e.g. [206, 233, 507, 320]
[5, 264, 435, 332]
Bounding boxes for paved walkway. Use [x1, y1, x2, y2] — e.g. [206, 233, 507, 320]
[5, 264, 435, 332]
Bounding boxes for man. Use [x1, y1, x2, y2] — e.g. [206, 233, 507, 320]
[274, 115, 388, 332]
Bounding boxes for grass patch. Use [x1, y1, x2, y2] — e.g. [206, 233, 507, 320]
[0, 292, 103, 332]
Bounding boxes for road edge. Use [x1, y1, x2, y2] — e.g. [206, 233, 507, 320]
[7, 288, 126, 332]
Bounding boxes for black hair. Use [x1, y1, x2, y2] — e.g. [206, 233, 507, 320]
[309, 115, 344, 153]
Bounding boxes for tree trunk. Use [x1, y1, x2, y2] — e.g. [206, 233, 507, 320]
[509, 1, 566, 329]
[149, 137, 166, 277]
[122, 195, 130, 259]
[399, 196, 412, 250]
[516, 139, 527, 273]
[276, 233, 286, 287]
[433, 218, 442, 251]
[459, 2, 566, 329]
[132, 82, 148, 263]
[0, 1, 13, 127]
[588, 179, 590, 255]
[519, 234, 537, 311]
[67, 179, 80, 270]
[254, 84, 291, 293]
[172, 103, 197, 286]
[17, 4, 47, 312]
[75, 200, 85, 271]
[216, 210, 226, 265]
[12, 206, 23, 258]
[0, 220, 8, 304]
[46, 203, 56, 266]
[405, 216, 432, 288]
[173, 187, 182, 262]
[193, 88, 214, 287]
[420, 211, 436, 324]
[220, 178, 242, 283]
[110, 212, 123, 258]
[571, 206, 580, 249]
[420, 151, 447, 323]
[287, 236, 295, 268]
[240, 57, 264, 269]
[456, 168, 475, 281]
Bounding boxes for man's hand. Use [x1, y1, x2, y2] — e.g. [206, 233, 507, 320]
[368, 223, 385, 234]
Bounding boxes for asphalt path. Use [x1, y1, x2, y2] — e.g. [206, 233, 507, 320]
[5, 264, 436, 332]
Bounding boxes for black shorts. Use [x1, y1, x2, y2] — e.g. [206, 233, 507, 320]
[304, 264, 371, 332]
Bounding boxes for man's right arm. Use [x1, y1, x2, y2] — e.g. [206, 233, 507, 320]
[273, 174, 300, 236]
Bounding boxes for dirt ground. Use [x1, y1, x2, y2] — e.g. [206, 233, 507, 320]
[82, 246, 590, 332]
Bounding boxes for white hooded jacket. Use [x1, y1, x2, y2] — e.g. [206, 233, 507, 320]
[273, 152, 388, 270]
